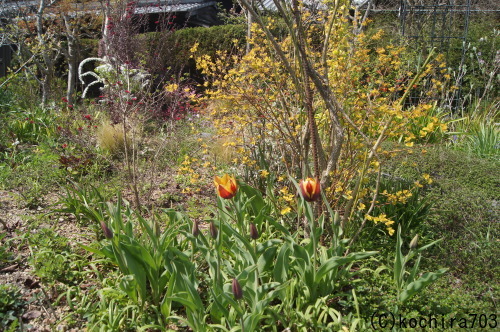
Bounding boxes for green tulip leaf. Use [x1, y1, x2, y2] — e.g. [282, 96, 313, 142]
[399, 268, 448, 303]
[315, 251, 378, 283]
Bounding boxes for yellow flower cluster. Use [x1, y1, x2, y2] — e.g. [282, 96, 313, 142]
[381, 189, 413, 205]
[366, 213, 395, 236]
[415, 173, 433, 188]
[177, 155, 202, 193]
[278, 186, 296, 215]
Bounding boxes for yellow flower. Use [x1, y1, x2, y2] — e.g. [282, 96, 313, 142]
[165, 83, 178, 92]
[281, 207, 291, 215]
[422, 173, 433, 184]
[260, 170, 269, 178]
[214, 174, 238, 199]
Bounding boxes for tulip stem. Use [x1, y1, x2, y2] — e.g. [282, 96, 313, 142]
[229, 198, 244, 235]
[213, 206, 222, 290]
[240, 315, 245, 332]
[191, 239, 197, 263]
[216, 223, 222, 289]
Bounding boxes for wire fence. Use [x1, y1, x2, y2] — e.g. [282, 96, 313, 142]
[398, 0, 473, 111]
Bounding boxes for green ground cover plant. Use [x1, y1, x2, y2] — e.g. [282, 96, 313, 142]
[0, 284, 25, 331]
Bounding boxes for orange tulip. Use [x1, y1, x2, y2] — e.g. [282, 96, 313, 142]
[214, 174, 238, 199]
[299, 177, 321, 202]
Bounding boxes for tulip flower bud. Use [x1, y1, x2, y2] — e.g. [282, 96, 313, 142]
[209, 221, 218, 239]
[249, 223, 259, 240]
[214, 174, 238, 199]
[299, 178, 321, 202]
[409, 234, 419, 249]
[100, 220, 113, 239]
[333, 211, 341, 226]
[192, 220, 200, 237]
[232, 278, 243, 300]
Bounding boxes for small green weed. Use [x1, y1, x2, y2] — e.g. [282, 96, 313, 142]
[0, 233, 15, 268]
[4, 107, 60, 145]
[0, 284, 25, 330]
[55, 182, 109, 228]
[1, 143, 65, 208]
[28, 228, 86, 286]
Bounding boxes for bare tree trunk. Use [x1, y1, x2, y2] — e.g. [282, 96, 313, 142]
[62, 14, 77, 104]
[102, 0, 112, 61]
[36, 0, 56, 106]
[66, 48, 76, 104]
[246, 0, 254, 54]
[352, 0, 373, 35]
[239, 0, 346, 189]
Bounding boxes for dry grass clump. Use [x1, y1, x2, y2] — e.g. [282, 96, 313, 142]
[210, 136, 238, 164]
[97, 123, 132, 156]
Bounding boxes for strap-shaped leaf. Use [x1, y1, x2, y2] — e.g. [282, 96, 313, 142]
[394, 225, 404, 290]
[118, 246, 147, 303]
[273, 243, 290, 283]
[407, 238, 443, 261]
[407, 254, 422, 285]
[181, 274, 205, 312]
[220, 220, 256, 263]
[119, 275, 138, 303]
[266, 216, 291, 236]
[257, 245, 278, 275]
[239, 182, 266, 213]
[292, 242, 310, 263]
[315, 251, 378, 283]
[209, 288, 230, 321]
[160, 272, 176, 320]
[256, 239, 281, 254]
[243, 312, 264, 332]
[167, 294, 197, 312]
[120, 241, 157, 272]
[399, 268, 448, 303]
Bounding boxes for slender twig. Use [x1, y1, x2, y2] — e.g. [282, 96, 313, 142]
[341, 48, 437, 228]
[347, 166, 381, 249]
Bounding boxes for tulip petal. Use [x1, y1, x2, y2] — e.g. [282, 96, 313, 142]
[313, 180, 320, 196]
[214, 174, 238, 199]
[305, 181, 314, 199]
[217, 184, 236, 199]
[299, 178, 320, 202]
[249, 222, 259, 240]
